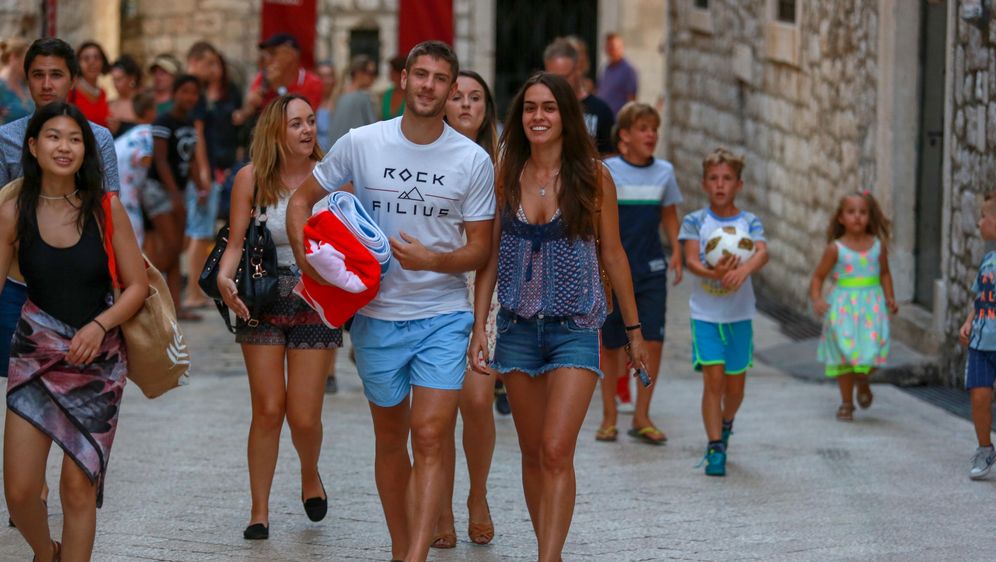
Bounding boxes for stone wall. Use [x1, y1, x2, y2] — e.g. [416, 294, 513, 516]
[666, 0, 879, 314]
[0, 0, 40, 41]
[941, 7, 996, 385]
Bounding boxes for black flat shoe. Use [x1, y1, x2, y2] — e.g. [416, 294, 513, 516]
[243, 522, 269, 540]
[303, 474, 327, 522]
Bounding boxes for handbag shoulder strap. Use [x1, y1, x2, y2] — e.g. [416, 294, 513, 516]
[99, 193, 123, 290]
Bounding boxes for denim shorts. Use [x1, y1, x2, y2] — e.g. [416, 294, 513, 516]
[185, 181, 221, 239]
[491, 308, 603, 378]
[141, 178, 174, 218]
[351, 311, 474, 407]
[965, 348, 996, 389]
[0, 280, 28, 377]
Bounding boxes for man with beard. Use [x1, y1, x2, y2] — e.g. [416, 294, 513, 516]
[286, 41, 495, 562]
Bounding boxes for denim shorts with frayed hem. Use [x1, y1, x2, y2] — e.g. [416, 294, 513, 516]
[491, 308, 603, 378]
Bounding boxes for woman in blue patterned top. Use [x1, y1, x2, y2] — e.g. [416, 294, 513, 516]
[468, 72, 647, 561]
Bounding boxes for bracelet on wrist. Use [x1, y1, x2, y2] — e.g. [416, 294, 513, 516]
[624, 323, 642, 332]
[92, 318, 108, 334]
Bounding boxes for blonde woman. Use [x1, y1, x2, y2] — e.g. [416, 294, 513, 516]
[216, 94, 342, 540]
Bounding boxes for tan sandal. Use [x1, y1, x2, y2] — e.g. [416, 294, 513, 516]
[595, 426, 618, 442]
[857, 386, 874, 409]
[836, 403, 855, 422]
[430, 529, 456, 549]
[468, 502, 494, 545]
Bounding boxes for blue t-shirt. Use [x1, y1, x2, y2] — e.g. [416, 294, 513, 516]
[604, 155, 682, 281]
[970, 251, 996, 351]
[678, 207, 765, 323]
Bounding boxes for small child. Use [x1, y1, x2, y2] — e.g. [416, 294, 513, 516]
[114, 89, 157, 247]
[959, 192, 996, 480]
[809, 192, 897, 421]
[596, 102, 683, 445]
[679, 148, 768, 476]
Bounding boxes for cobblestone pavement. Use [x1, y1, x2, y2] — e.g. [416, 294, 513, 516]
[1, 279, 995, 561]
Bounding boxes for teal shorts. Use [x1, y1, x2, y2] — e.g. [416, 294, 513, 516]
[691, 319, 753, 375]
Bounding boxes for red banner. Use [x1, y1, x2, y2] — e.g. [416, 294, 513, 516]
[398, 0, 454, 57]
[261, 0, 317, 68]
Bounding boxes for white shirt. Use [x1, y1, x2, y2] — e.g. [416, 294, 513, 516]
[678, 207, 766, 323]
[312, 117, 495, 321]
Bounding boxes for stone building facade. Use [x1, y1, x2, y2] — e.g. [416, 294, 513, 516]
[664, 0, 995, 385]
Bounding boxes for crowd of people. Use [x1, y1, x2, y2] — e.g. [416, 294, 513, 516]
[0, 28, 989, 562]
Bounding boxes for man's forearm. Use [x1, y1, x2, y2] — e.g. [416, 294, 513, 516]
[428, 241, 490, 274]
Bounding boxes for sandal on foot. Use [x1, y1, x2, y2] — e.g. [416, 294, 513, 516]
[467, 500, 494, 545]
[836, 403, 855, 422]
[430, 529, 456, 549]
[595, 426, 618, 442]
[857, 386, 873, 409]
[628, 426, 667, 445]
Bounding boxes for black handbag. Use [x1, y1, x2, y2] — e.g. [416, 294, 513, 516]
[199, 185, 279, 333]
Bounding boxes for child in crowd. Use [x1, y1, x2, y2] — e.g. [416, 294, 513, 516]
[147, 74, 209, 320]
[959, 192, 996, 480]
[596, 102, 683, 445]
[113, 89, 157, 246]
[679, 148, 768, 476]
[810, 191, 897, 421]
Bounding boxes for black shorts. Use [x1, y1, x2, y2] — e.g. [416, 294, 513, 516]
[601, 275, 667, 349]
[235, 271, 343, 349]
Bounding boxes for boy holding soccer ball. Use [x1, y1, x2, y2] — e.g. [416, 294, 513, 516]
[678, 148, 768, 476]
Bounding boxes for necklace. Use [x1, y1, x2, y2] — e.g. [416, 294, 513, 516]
[523, 162, 560, 198]
[39, 189, 79, 201]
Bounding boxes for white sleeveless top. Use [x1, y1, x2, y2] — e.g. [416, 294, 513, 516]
[256, 191, 324, 268]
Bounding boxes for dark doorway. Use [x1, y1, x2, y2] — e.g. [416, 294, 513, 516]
[913, 0, 946, 307]
[350, 28, 381, 67]
[494, 0, 598, 118]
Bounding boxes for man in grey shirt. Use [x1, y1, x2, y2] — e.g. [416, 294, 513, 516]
[326, 55, 378, 147]
[0, 38, 118, 189]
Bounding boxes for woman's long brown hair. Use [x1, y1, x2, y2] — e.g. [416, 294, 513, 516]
[497, 72, 598, 239]
[250, 94, 323, 207]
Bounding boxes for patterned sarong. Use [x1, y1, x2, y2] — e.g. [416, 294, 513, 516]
[6, 299, 127, 507]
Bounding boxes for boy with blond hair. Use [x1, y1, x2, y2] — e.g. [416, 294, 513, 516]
[679, 148, 769, 476]
[959, 192, 996, 480]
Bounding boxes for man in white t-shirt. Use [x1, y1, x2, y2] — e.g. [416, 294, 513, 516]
[287, 41, 495, 561]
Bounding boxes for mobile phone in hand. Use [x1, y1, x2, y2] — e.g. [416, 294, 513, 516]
[635, 367, 652, 388]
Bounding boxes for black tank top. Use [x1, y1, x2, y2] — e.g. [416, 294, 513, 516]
[19, 214, 111, 329]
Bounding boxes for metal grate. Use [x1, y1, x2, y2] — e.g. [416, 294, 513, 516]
[756, 292, 822, 341]
[901, 386, 996, 431]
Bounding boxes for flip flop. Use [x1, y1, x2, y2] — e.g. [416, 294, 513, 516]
[628, 426, 667, 445]
[595, 426, 618, 442]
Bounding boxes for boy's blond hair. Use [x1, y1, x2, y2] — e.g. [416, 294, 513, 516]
[702, 147, 745, 180]
[611, 101, 660, 148]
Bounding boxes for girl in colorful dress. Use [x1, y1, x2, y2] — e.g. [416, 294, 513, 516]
[810, 191, 898, 421]
[0, 102, 147, 562]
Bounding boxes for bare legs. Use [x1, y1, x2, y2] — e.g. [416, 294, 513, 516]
[435, 369, 496, 545]
[701, 365, 746, 441]
[971, 387, 994, 447]
[4, 410, 90, 561]
[504, 368, 598, 562]
[242, 344, 333, 527]
[599, 342, 665, 434]
[369, 387, 460, 562]
[182, 237, 213, 307]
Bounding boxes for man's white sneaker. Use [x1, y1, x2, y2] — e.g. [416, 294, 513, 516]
[969, 445, 996, 480]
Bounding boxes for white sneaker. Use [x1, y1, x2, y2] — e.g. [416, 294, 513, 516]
[969, 445, 996, 480]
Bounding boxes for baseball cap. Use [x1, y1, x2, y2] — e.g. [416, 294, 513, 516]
[258, 33, 300, 51]
[148, 53, 181, 75]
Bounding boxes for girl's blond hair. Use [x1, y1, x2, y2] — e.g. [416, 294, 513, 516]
[826, 191, 892, 246]
[250, 94, 324, 207]
[0, 38, 28, 65]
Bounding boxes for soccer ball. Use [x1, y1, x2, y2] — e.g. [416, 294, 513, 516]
[704, 226, 755, 267]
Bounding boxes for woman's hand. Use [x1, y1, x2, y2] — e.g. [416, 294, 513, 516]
[467, 326, 494, 376]
[625, 332, 650, 376]
[66, 322, 106, 365]
[218, 275, 250, 320]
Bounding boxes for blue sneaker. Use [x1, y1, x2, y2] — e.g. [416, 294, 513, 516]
[701, 446, 726, 477]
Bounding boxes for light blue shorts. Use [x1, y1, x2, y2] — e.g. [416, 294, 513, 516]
[691, 319, 753, 375]
[185, 181, 221, 239]
[351, 312, 474, 407]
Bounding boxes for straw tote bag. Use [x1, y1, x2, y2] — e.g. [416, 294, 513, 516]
[99, 194, 189, 398]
